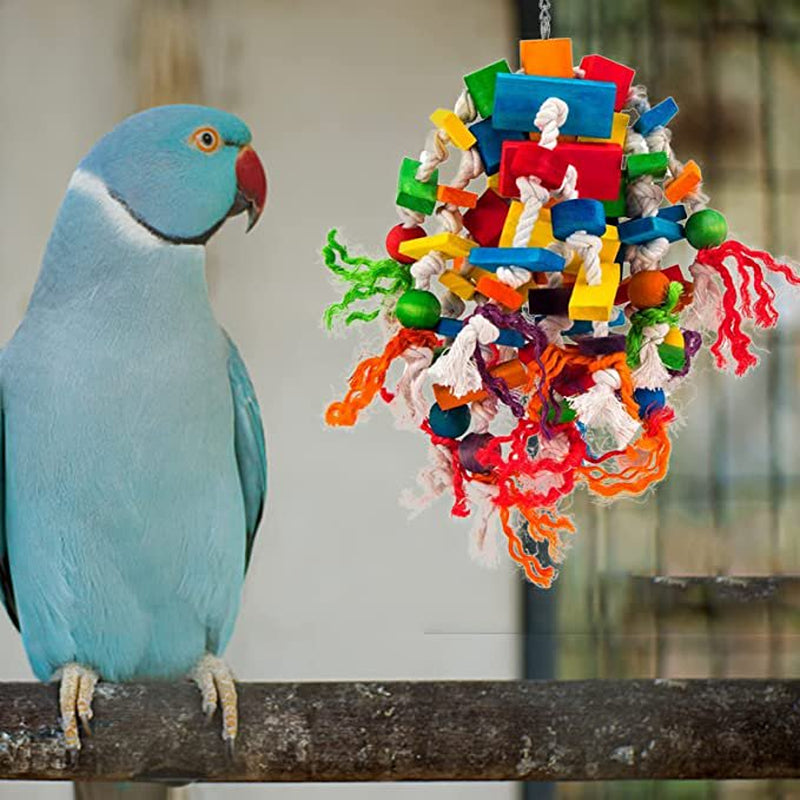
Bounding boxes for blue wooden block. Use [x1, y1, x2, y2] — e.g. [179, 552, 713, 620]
[618, 216, 684, 244]
[469, 118, 526, 176]
[493, 73, 616, 138]
[564, 309, 625, 336]
[657, 204, 687, 222]
[435, 317, 525, 348]
[469, 247, 565, 272]
[551, 199, 606, 240]
[633, 97, 678, 136]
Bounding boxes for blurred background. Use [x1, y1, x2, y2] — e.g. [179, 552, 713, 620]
[0, 0, 797, 798]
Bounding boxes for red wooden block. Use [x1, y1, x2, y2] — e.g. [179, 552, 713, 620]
[579, 54, 635, 112]
[509, 146, 568, 191]
[499, 141, 623, 201]
[462, 189, 510, 247]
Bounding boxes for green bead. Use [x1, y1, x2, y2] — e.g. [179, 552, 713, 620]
[464, 59, 511, 118]
[626, 151, 668, 180]
[396, 158, 438, 215]
[395, 290, 441, 329]
[685, 208, 727, 249]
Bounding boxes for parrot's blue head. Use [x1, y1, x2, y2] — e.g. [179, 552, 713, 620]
[79, 104, 267, 244]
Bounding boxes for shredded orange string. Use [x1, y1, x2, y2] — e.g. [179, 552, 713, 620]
[498, 506, 556, 587]
[326, 328, 440, 427]
[580, 408, 674, 497]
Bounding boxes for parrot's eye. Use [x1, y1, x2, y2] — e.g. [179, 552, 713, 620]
[192, 127, 221, 153]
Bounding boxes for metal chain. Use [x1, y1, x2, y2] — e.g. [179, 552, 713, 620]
[539, 0, 552, 39]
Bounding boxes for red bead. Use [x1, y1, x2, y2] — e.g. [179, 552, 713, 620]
[386, 224, 426, 264]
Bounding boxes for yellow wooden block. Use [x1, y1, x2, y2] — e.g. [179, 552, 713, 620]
[486, 173, 500, 191]
[439, 270, 476, 300]
[398, 232, 476, 261]
[498, 201, 555, 248]
[564, 225, 620, 275]
[430, 108, 477, 151]
[568, 262, 621, 321]
[468, 266, 494, 284]
[578, 112, 630, 146]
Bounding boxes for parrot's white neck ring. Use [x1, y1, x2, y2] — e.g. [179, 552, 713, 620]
[67, 169, 203, 253]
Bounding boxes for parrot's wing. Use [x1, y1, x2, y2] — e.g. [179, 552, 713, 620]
[0, 355, 20, 630]
[225, 334, 267, 572]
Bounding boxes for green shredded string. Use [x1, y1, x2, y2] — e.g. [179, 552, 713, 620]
[322, 229, 413, 329]
[626, 281, 684, 368]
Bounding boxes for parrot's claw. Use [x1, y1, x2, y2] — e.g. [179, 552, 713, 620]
[57, 662, 99, 753]
[192, 654, 238, 750]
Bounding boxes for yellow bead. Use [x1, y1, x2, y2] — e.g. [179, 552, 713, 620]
[568, 262, 621, 321]
[398, 232, 476, 261]
[663, 325, 685, 349]
[430, 109, 477, 151]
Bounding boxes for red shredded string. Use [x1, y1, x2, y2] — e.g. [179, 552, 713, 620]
[695, 240, 800, 376]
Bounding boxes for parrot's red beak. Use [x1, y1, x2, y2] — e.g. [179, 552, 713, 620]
[234, 146, 267, 232]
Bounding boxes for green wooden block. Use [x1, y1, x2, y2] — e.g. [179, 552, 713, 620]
[396, 158, 438, 215]
[603, 179, 627, 218]
[464, 59, 511, 119]
[626, 151, 669, 180]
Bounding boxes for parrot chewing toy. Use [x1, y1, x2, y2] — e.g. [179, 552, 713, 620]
[323, 39, 800, 588]
[0, 105, 267, 751]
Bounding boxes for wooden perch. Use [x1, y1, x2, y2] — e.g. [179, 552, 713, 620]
[0, 680, 798, 783]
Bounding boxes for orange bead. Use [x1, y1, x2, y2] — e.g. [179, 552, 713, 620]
[627, 270, 671, 309]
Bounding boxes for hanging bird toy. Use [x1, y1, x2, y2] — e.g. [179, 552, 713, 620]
[322, 38, 800, 587]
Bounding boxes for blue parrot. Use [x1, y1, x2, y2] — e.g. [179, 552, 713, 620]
[0, 105, 267, 751]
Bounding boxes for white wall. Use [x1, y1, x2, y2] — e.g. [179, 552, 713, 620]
[0, 1, 520, 797]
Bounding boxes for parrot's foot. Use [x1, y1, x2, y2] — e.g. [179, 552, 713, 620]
[192, 654, 238, 752]
[57, 662, 99, 753]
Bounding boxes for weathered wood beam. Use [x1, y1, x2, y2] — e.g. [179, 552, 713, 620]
[0, 680, 798, 783]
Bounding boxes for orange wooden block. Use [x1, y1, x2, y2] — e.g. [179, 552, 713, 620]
[437, 185, 479, 208]
[520, 38, 574, 78]
[664, 160, 702, 204]
[434, 358, 529, 410]
[475, 275, 525, 310]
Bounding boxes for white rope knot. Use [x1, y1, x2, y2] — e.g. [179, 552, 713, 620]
[552, 163, 579, 202]
[427, 315, 500, 398]
[570, 368, 639, 449]
[436, 206, 463, 234]
[626, 176, 663, 217]
[471, 394, 499, 434]
[454, 87, 477, 125]
[411, 250, 447, 290]
[441, 290, 466, 319]
[567, 230, 603, 285]
[628, 236, 670, 274]
[593, 368, 622, 390]
[540, 314, 572, 345]
[393, 346, 434, 427]
[452, 147, 483, 190]
[534, 97, 569, 150]
[400, 443, 457, 515]
[632, 323, 671, 390]
[684, 260, 724, 330]
[397, 206, 425, 228]
[496, 265, 532, 289]
[416, 132, 449, 183]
